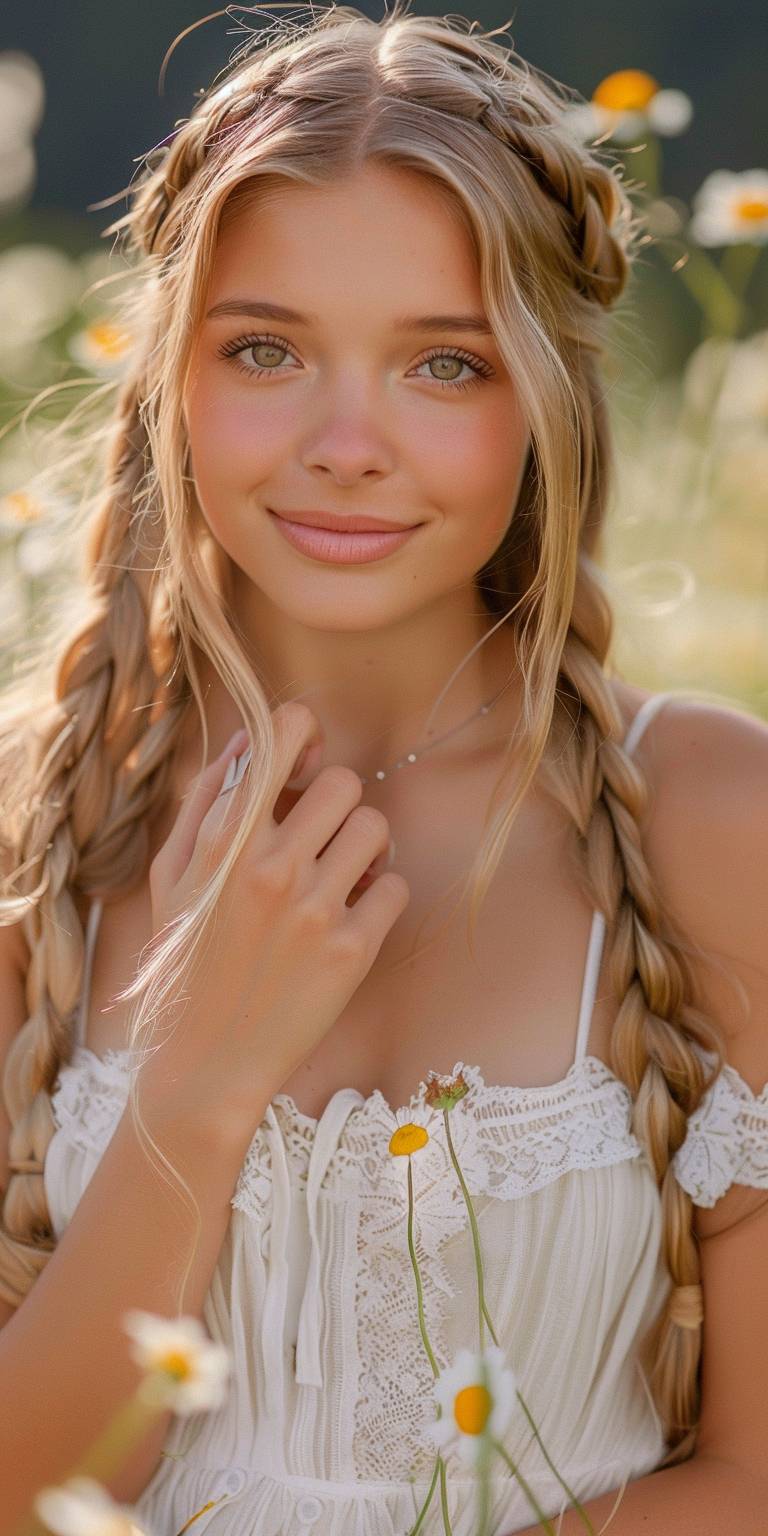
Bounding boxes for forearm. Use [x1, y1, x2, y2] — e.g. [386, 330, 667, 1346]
[508, 1453, 768, 1536]
[0, 1088, 262, 1526]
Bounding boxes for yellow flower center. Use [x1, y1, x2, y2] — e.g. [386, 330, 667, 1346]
[3, 490, 42, 524]
[735, 197, 768, 223]
[593, 69, 659, 113]
[389, 1123, 429, 1156]
[453, 1383, 493, 1435]
[157, 1349, 193, 1381]
[86, 320, 132, 358]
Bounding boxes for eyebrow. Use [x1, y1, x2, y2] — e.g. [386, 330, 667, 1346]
[205, 297, 495, 336]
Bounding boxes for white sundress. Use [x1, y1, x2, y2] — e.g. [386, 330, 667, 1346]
[42, 690, 768, 1535]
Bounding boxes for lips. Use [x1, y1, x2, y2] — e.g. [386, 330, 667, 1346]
[268, 511, 421, 566]
[270, 508, 417, 533]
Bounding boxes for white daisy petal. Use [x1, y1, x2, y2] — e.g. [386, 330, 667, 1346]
[457, 1433, 484, 1468]
[560, 103, 603, 144]
[427, 1346, 518, 1466]
[122, 1310, 232, 1414]
[689, 168, 768, 245]
[647, 89, 693, 136]
[34, 1476, 146, 1536]
[425, 1416, 455, 1449]
[608, 110, 648, 144]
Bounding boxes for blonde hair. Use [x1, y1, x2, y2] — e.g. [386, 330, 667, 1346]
[0, 2, 728, 1467]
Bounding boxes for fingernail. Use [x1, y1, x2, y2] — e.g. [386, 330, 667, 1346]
[231, 747, 252, 786]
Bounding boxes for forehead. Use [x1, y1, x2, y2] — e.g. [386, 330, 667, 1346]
[208, 163, 484, 323]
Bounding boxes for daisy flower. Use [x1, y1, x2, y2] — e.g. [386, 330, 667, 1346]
[688, 169, 768, 246]
[388, 1102, 435, 1158]
[122, 1310, 232, 1414]
[34, 1475, 147, 1536]
[68, 318, 135, 374]
[563, 69, 692, 146]
[0, 487, 46, 529]
[422, 1065, 472, 1112]
[427, 1346, 517, 1468]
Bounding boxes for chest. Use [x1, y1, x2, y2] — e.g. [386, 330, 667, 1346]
[74, 769, 621, 1123]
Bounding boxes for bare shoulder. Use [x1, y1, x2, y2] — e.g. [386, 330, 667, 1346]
[609, 677, 768, 1058]
[608, 680, 768, 1251]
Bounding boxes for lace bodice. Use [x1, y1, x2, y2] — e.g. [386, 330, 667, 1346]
[39, 691, 768, 1535]
[47, 1038, 768, 1216]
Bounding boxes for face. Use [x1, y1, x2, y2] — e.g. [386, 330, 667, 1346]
[184, 161, 530, 639]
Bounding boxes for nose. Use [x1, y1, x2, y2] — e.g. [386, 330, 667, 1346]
[299, 381, 396, 484]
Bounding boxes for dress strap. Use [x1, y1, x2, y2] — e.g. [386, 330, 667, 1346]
[74, 896, 104, 1049]
[572, 691, 679, 1066]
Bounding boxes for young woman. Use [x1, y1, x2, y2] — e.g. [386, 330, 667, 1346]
[0, 6, 766, 1533]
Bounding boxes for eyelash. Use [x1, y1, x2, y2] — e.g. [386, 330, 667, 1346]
[216, 330, 493, 393]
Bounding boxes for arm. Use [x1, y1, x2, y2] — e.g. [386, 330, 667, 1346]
[0, 1054, 263, 1525]
[508, 1452, 768, 1535]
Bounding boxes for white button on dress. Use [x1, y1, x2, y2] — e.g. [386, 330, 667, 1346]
[296, 1494, 323, 1525]
[215, 1467, 247, 1497]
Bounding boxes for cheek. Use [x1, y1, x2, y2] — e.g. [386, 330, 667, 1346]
[430, 396, 528, 556]
[185, 372, 287, 508]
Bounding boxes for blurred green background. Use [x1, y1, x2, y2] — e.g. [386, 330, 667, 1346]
[1, 1, 766, 713]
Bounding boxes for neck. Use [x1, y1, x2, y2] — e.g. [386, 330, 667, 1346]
[180, 598, 524, 787]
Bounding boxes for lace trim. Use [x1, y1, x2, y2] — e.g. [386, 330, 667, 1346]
[48, 1045, 768, 1211]
[228, 1057, 645, 1221]
[49, 1047, 134, 1157]
[670, 1060, 768, 1207]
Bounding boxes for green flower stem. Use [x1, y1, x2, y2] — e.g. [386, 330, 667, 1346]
[659, 243, 745, 338]
[481, 1297, 500, 1348]
[492, 1441, 558, 1536]
[406, 1156, 440, 1379]
[443, 1109, 494, 1350]
[720, 239, 763, 321]
[514, 1389, 597, 1536]
[438, 1455, 455, 1535]
[624, 135, 662, 200]
[407, 1455, 441, 1536]
[475, 1434, 493, 1536]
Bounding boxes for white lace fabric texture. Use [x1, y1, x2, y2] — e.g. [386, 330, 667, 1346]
[43, 1043, 768, 1536]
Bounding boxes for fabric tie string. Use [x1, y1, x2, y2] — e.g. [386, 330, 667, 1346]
[259, 1089, 365, 1439]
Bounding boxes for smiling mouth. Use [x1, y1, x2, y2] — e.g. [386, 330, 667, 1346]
[269, 508, 421, 533]
[267, 511, 423, 565]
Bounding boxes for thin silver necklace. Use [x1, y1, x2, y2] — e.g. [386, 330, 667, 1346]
[358, 680, 508, 785]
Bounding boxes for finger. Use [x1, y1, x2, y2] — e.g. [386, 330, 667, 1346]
[272, 702, 326, 799]
[343, 869, 411, 939]
[158, 728, 249, 884]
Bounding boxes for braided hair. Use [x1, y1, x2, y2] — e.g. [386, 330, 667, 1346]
[0, 3, 724, 1466]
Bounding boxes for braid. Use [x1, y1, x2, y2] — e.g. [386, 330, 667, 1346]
[0, 382, 190, 1307]
[550, 584, 725, 1462]
[476, 88, 630, 307]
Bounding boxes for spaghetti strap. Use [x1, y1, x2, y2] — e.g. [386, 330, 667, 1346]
[74, 896, 104, 1049]
[573, 909, 607, 1066]
[572, 691, 678, 1066]
[619, 689, 679, 760]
